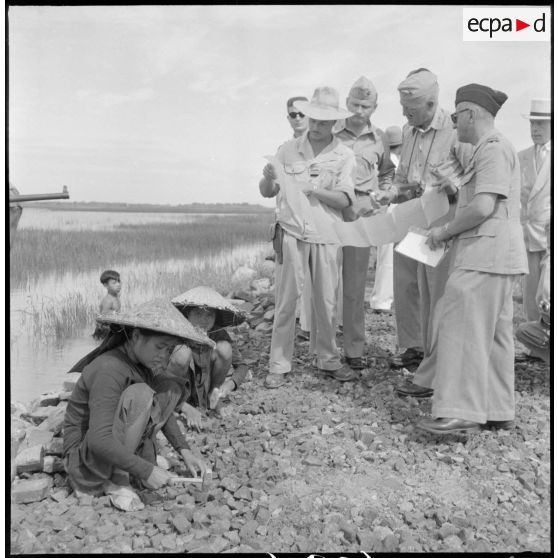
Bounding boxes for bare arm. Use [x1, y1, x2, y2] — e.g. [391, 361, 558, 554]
[307, 188, 350, 210]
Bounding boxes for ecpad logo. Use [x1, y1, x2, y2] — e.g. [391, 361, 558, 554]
[463, 7, 550, 42]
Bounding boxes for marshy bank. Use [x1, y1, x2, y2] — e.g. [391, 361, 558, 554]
[9, 208, 273, 403]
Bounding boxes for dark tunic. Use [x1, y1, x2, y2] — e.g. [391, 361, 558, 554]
[63, 348, 189, 494]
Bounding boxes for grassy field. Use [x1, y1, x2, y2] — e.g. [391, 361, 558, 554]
[10, 215, 272, 287]
[10, 214, 273, 343]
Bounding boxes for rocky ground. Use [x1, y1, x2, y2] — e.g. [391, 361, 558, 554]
[10, 279, 551, 554]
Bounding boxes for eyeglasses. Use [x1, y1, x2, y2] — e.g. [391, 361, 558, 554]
[451, 108, 472, 124]
[288, 112, 305, 119]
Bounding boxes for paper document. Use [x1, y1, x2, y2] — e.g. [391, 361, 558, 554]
[395, 227, 448, 267]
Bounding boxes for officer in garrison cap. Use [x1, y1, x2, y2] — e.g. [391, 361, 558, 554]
[334, 76, 395, 371]
[516, 98, 551, 362]
[376, 68, 471, 398]
[415, 84, 528, 434]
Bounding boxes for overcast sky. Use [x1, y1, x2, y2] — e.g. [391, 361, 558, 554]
[8, 5, 551, 206]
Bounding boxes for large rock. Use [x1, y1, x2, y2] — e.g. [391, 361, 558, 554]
[16, 445, 45, 474]
[231, 266, 257, 289]
[21, 428, 54, 450]
[12, 478, 52, 504]
[22, 406, 57, 425]
[43, 455, 65, 474]
[47, 404, 67, 435]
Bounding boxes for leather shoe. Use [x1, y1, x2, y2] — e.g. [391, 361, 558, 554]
[389, 347, 424, 368]
[484, 420, 515, 430]
[396, 382, 433, 398]
[416, 417, 481, 434]
[345, 356, 368, 370]
[264, 373, 290, 389]
[320, 365, 358, 382]
[514, 352, 543, 363]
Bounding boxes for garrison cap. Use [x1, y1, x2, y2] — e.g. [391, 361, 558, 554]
[349, 76, 378, 101]
[455, 83, 508, 116]
[385, 125, 403, 147]
[398, 69, 439, 106]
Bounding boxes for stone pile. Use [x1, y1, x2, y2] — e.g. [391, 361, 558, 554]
[11, 374, 80, 504]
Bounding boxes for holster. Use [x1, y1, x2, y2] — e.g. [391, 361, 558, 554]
[272, 222, 284, 265]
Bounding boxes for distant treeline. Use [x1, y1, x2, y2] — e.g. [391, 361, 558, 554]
[25, 201, 274, 214]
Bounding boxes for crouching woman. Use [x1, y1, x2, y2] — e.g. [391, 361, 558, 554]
[63, 298, 215, 511]
[166, 286, 249, 419]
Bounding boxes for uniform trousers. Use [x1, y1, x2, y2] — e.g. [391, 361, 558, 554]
[431, 269, 516, 423]
[342, 246, 371, 358]
[299, 266, 312, 332]
[269, 232, 342, 374]
[370, 204, 395, 311]
[370, 243, 394, 311]
[523, 250, 546, 321]
[393, 250, 451, 354]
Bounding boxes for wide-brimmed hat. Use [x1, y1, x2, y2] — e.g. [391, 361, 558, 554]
[171, 286, 247, 328]
[385, 125, 403, 147]
[96, 298, 214, 347]
[522, 98, 551, 120]
[294, 87, 353, 121]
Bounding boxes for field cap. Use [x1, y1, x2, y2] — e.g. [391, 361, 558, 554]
[172, 286, 247, 328]
[522, 98, 551, 120]
[455, 83, 508, 116]
[287, 96, 308, 110]
[96, 298, 215, 347]
[385, 125, 403, 147]
[398, 69, 439, 106]
[100, 269, 120, 284]
[294, 87, 353, 120]
[348, 76, 378, 102]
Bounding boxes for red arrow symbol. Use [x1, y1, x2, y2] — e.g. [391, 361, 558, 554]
[516, 19, 530, 31]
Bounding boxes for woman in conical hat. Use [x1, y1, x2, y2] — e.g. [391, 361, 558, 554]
[63, 298, 214, 512]
[166, 286, 249, 419]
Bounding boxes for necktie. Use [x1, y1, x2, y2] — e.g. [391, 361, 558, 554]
[536, 145, 547, 173]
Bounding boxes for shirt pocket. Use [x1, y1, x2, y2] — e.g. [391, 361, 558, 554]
[456, 219, 499, 270]
[284, 162, 307, 176]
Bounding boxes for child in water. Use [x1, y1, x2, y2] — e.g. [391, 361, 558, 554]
[165, 286, 249, 429]
[93, 270, 122, 340]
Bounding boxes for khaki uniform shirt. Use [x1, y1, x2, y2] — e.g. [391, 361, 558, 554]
[395, 106, 471, 195]
[334, 121, 395, 193]
[453, 130, 528, 275]
[274, 132, 356, 243]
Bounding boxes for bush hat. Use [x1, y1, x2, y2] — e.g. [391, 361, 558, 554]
[522, 98, 551, 120]
[171, 286, 247, 328]
[97, 298, 214, 347]
[294, 87, 353, 121]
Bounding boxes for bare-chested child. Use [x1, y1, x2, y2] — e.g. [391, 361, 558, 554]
[93, 270, 122, 340]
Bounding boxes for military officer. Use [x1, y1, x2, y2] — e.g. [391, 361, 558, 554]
[416, 84, 528, 434]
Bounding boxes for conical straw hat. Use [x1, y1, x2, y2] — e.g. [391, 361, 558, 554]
[97, 298, 214, 347]
[171, 286, 247, 328]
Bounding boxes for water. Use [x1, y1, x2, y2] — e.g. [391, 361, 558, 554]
[10, 208, 272, 403]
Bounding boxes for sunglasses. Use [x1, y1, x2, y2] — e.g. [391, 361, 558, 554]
[450, 108, 472, 124]
[288, 112, 305, 119]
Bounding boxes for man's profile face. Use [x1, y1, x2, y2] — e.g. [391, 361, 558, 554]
[530, 119, 551, 146]
[346, 96, 376, 124]
[287, 105, 308, 135]
[308, 118, 335, 142]
[401, 98, 435, 129]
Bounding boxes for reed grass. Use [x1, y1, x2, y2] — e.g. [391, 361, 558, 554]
[10, 214, 273, 287]
[10, 213, 274, 343]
